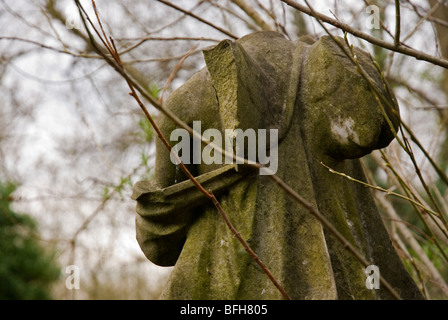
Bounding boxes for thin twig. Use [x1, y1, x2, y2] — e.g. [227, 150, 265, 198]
[321, 162, 439, 218]
[157, 0, 238, 39]
[117, 36, 219, 55]
[122, 49, 203, 64]
[158, 42, 199, 104]
[281, 0, 448, 69]
[407, 0, 448, 28]
[402, 0, 439, 43]
[0, 36, 97, 59]
[375, 150, 448, 263]
[230, 0, 275, 31]
[394, 0, 401, 46]
[378, 193, 448, 292]
[206, 0, 260, 32]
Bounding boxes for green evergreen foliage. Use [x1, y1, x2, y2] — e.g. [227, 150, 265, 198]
[0, 182, 60, 300]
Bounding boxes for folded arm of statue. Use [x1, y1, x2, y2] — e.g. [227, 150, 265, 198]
[132, 164, 251, 266]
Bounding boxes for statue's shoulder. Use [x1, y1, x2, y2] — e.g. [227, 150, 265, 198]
[236, 30, 289, 44]
[161, 67, 218, 125]
[166, 67, 213, 104]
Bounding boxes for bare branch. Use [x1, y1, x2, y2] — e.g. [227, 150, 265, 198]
[281, 0, 448, 69]
[156, 0, 238, 39]
[230, 0, 275, 31]
[394, 0, 401, 46]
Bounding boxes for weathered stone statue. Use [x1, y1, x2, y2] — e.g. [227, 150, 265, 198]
[132, 31, 423, 299]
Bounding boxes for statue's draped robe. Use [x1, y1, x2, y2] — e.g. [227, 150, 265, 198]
[132, 32, 423, 299]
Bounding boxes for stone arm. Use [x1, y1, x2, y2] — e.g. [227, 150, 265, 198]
[132, 68, 245, 267]
[132, 164, 245, 266]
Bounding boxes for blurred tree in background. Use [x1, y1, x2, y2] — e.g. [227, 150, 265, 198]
[0, 182, 60, 299]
